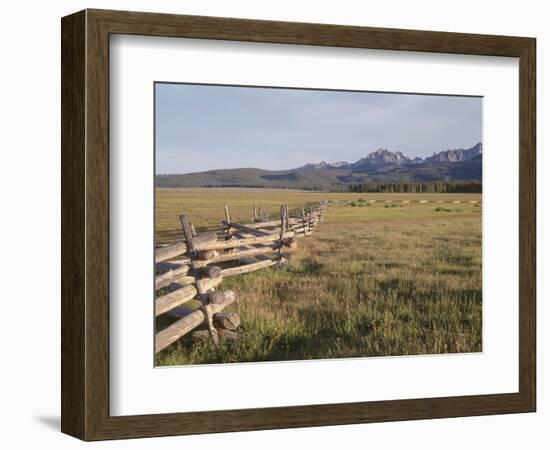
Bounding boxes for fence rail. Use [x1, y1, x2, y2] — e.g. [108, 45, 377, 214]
[154, 200, 328, 353]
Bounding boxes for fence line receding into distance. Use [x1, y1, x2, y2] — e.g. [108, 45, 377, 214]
[154, 201, 328, 353]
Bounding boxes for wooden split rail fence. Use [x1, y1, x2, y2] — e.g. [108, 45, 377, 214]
[154, 200, 328, 353]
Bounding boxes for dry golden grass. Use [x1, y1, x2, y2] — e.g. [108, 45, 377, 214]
[155, 188, 482, 365]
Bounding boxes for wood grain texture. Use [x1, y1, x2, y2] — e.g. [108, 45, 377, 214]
[221, 258, 278, 277]
[154, 264, 190, 290]
[214, 312, 241, 331]
[156, 293, 236, 352]
[193, 231, 295, 251]
[222, 220, 272, 236]
[155, 284, 198, 317]
[155, 242, 187, 263]
[61, 8, 536, 441]
[87, 8, 533, 56]
[61, 10, 86, 439]
[518, 39, 536, 410]
[192, 244, 279, 268]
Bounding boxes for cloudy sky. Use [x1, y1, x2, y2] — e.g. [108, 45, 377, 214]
[155, 83, 482, 174]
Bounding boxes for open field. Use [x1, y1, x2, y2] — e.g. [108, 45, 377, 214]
[155, 188, 482, 242]
[155, 188, 482, 365]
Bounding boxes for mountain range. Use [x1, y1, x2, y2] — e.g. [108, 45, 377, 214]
[156, 143, 482, 191]
[297, 143, 481, 170]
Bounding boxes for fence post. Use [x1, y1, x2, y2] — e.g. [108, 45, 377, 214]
[178, 214, 225, 347]
[285, 204, 290, 231]
[301, 204, 308, 236]
[179, 215, 196, 255]
[202, 303, 220, 345]
[224, 204, 232, 239]
[278, 205, 287, 265]
[253, 203, 257, 223]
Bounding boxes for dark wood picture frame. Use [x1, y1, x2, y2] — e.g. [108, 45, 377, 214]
[61, 9, 536, 441]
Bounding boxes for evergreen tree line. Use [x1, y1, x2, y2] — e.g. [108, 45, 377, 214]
[348, 181, 482, 193]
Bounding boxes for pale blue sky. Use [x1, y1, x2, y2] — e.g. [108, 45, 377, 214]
[155, 83, 482, 174]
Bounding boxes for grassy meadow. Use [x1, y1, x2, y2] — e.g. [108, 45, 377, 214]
[155, 188, 482, 366]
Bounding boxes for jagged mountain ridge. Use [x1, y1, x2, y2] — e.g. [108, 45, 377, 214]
[424, 142, 482, 163]
[297, 143, 482, 170]
[156, 142, 482, 190]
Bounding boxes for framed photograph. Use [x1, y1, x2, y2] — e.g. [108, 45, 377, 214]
[61, 9, 536, 440]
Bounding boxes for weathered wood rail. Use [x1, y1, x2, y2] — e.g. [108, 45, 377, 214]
[154, 200, 328, 353]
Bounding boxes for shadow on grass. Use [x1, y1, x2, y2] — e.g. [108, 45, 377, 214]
[290, 258, 324, 276]
[156, 308, 375, 365]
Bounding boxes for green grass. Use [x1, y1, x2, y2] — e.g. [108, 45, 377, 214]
[155, 188, 482, 365]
